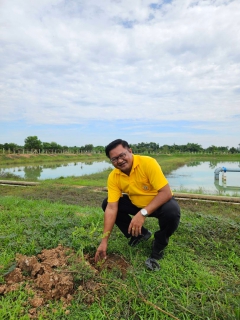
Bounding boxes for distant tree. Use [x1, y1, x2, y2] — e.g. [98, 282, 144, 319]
[206, 145, 218, 153]
[50, 142, 62, 151]
[130, 142, 160, 154]
[161, 145, 170, 153]
[24, 136, 42, 151]
[185, 143, 202, 152]
[229, 147, 238, 154]
[3, 142, 19, 152]
[84, 144, 93, 152]
[148, 142, 159, 152]
[216, 146, 229, 153]
[171, 143, 177, 153]
[42, 142, 52, 151]
[42, 141, 62, 153]
[70, 146, 80, 153]
[93, 146, 105, 153]
[206, 145, 229, 153]
[130, 142, 146, 153]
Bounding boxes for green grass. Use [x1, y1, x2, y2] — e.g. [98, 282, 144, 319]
[0, 154, 240, 319]
[0, 195, 239, 319]
[46, 168, 113, 187]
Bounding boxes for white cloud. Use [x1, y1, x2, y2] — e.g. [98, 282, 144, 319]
[0, 0, 240, 146]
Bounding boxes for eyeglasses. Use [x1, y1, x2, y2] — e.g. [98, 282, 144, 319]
[110, 152, 127, 164]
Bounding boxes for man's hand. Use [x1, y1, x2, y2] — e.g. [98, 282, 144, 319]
[95, 242, 108, 263]
[128, 212, 145, 237]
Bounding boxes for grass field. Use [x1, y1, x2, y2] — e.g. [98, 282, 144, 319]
[0, 154, 239, 319]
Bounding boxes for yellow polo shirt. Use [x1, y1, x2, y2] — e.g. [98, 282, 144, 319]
[107, 155, 169, 208]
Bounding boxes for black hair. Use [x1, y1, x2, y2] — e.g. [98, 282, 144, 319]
[105, 139, 130, 158]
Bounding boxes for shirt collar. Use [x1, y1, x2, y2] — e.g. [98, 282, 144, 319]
[132, 154, 140, 171]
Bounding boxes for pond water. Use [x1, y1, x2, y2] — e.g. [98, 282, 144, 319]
[0, 161, 112, 180]
[166, 161, 240, 196]
[1, 160, 240, 195]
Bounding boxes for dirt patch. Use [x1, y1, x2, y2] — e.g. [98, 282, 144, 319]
[0, 245, 130, 318]
[89, 253, 129, 279]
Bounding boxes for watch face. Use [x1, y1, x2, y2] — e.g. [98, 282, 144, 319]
[141, 209, 148, 216]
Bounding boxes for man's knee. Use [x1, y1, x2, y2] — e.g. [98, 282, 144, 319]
[102, 198, 108, 211]
[154, 198, 180, 226]
[162, 198, 180, 231]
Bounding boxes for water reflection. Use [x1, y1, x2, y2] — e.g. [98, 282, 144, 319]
[1, 160, 240, 196]
[24, 165, 43, 180]
[186, 161, 201, 167]
[0, 161, 112, 180]
[214, 180, 240, 193]
[166, 161, 240, 196]
[209, 161, 219, 169]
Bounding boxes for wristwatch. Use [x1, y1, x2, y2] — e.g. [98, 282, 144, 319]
[140, 208, 148, 217]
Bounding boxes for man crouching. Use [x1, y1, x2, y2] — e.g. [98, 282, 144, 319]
[95, 139, 180, 271]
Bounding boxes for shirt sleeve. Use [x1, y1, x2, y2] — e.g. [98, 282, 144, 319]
[107, 171, 122, 203]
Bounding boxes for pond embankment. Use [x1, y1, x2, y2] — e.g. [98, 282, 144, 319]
[1, 179, 240, 204]
[0, 152, 105, 165]
[0, 180, 40, 186]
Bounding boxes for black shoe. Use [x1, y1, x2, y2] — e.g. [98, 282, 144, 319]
[145, 258, 160, 271]
[128, 230, 152, 247]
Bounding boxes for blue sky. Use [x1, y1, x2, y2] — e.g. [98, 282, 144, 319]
[1, 0, 240, 148]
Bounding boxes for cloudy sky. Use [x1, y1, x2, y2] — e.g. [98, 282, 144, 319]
[1, 0, 240, 148]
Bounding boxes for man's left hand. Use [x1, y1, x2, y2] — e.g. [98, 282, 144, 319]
[128, 213, 146, 237]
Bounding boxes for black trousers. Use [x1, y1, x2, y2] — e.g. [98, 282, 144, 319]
[102, 194, 181, 253]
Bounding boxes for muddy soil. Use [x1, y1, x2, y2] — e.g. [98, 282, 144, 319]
[0, 245, 129, 319]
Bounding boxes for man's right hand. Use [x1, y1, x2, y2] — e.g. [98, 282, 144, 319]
[95, 242, 107, 263]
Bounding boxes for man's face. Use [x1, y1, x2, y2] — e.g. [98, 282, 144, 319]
[109, 144, 133, 175]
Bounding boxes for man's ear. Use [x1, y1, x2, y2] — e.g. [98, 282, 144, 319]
[128, 148, 133, 154]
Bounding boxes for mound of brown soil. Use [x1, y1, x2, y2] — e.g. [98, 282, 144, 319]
[0, 245, 129, 318]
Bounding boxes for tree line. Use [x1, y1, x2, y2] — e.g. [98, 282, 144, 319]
[0, 136, 240, 154]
